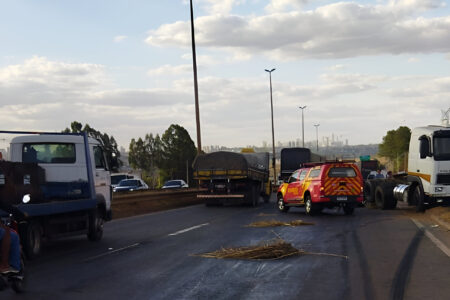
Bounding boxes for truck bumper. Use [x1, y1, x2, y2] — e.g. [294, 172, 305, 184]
[427, 196, 450, 207]
[197, 194, 246, 205]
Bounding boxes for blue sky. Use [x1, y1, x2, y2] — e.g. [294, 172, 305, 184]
[1, 0, 450, 150]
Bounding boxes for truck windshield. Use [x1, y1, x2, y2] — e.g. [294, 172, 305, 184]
[22, 143, 76, 164]
[433, 136, 450, 161]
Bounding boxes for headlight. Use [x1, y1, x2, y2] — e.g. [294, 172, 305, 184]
[435, 187, 444, 192]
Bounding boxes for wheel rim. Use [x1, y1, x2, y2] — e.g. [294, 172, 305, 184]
[278, 197, 284, 210]
[305, 199, 311, 213]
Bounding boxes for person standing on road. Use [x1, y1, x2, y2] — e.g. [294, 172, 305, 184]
[375, 169, 385, 179]
[0, 201, 25, 273]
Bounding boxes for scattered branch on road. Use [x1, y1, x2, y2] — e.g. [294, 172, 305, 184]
[246, 219, 314, 227]
[194, 239, 348, 261]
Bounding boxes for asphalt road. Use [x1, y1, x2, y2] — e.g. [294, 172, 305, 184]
[3, 195, 450, 300]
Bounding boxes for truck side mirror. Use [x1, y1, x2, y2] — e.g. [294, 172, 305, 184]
[419, 137, 430, 159]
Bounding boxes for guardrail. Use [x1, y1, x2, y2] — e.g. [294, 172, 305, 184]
[112, 188, 206, 219]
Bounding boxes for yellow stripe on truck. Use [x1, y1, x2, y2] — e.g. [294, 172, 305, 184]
[407, 172, 431, 183]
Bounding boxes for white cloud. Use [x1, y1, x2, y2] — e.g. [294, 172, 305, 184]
[199, 0, 239, 15]
[265, 0, 309, 13]
[113, 35, 127, 43]
[148, 64, 192, 76]
[146, 1, 450, 60]
[1, 56, 449, 148]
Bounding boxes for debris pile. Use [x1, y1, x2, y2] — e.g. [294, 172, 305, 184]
[195, 239, 303, 260]
[246, 219, 314, 227]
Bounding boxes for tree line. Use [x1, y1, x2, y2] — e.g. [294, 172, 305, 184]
[378, 126, 411, 172]
[63, 122, 197, 188]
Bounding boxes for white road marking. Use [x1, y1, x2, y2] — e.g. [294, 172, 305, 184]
[84, 243, 141, 262]
[168, 223, 209, 236]
[411, 219, 450, 258]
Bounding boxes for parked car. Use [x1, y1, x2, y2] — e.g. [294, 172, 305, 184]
[162, 180, 189, 189]
[277, 161, 363, 215]
[113, 178, 149, 192]
[111, 173, 134, 188]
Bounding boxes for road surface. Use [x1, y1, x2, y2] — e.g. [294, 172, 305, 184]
[3, 196, 450, 299]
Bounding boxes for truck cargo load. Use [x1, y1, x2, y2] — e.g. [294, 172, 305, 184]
[193, 151, 270, 206]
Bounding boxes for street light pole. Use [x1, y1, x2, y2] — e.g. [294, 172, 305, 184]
[314, 124, 320, 152]
[190, 0, 201, 154]
[265, 68, 276, 186]
[299, 106, 307, 147]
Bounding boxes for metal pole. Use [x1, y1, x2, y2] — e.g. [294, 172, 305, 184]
[299, 106, 307, 147]
[190, 0, 201, 154]
[314, 124, 320, 152]
[265, 68, 276, 186]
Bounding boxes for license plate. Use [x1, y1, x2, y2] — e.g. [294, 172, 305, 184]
[337, 196, 347, 201]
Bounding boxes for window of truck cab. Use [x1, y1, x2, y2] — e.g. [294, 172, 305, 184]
[94, 145, 108, 170]
[22, 143, 75, 164]
[433, 131, 450, 161]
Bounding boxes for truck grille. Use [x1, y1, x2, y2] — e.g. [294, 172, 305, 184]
[436, 174, 450, 185]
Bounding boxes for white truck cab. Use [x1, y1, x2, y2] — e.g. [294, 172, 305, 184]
[0, 131, 112, 258]
[10, 134, 111, 214]
[408, 125, 450, 203]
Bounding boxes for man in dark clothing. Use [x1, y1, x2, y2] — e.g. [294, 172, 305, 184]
[0, 202, 25, 273]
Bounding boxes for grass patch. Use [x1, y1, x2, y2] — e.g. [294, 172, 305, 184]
[246, 219, 314, 227]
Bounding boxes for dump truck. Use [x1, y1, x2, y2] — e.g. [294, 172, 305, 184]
[279, 148, 323, 182]
[364, 125, 450, 211]
[0, 131, 112, 258]
[193, 151, 270, 206]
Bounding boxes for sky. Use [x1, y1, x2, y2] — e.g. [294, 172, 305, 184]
[1, 0, 450, 150]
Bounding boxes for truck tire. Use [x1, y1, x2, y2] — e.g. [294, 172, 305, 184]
[277, 194, 289, 212]
[21, 221, 42, 260]
[412, 185, 425, 213]
[252, 183, 260, 207]
[374, 183, 396, 210]
[88, 210, 104, 241]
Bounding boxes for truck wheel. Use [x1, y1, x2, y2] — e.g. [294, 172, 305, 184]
[88, 210, 104, 241]
[305, 195, 319, 216]
[21, 221, 42, 260]
[413, 185, 425, 213]
[343, 204, 355, 215]
[252, 184, 260, 207]
[277, 195, 289, 212]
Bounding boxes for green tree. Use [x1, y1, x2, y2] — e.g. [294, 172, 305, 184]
[63, 121, 122, 171]
[378, 126, 411, 171]
[160, 124, 197, 182]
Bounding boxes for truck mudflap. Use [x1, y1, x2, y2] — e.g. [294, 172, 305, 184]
[11, 198, 97, 217]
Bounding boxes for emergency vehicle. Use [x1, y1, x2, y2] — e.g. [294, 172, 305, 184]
[277, 161, 364, 215]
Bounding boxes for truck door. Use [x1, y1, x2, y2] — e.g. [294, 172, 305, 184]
[92, 145, 111, 207]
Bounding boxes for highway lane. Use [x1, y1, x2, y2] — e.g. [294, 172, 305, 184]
[3, 196, 450, 300]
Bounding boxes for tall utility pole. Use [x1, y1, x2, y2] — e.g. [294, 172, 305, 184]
[314, 124, 320, 152]
[299, 106, 307, 147]
[265, 68, 276, 185]
[190, 0, 201, 154]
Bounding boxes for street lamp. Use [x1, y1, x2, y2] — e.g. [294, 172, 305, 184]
[265, 68, 276, 186]
[190, 0, 201, 154]
[299, 106, 307, 147]
[314, 124, 320, 152]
